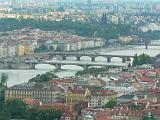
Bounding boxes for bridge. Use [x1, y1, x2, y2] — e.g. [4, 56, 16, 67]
[48, 52, 134, 63]
[26, 60, 128, 70]
[123, 42, 160, 49]
[0, 52, 134, 63]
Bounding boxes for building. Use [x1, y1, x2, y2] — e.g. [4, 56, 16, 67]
[32, 84, 65, 103]
[119, 35, 139, 43]
[88, 89, 117, 108]
[24, 44, 31, 55]
[16, 44, 25, 56]
[147, 88, 160, 102]
[5, 83, 65, 103]
[7, 46, 16, 57]
[5, 83, 33, 101]
[139, 23, 160, 32]
[66, 87, 91, 106]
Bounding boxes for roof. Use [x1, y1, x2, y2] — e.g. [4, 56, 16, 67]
[48, 79, 74, 84]
[8, 83, 34, 90]
[118, 94, 135, 99]
[23, 98, 40, 106]
[119, 72, 135, 78]
[139, 77, 154, 83]
[39, 103, 65, 110]
[91, 89, 117, 97]
[147, 88, 160, 95]
[61, 106, 75, 120]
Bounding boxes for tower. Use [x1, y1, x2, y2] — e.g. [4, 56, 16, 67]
[66, 92, 73, 111]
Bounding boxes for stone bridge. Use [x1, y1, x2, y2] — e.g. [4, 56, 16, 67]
[26, 60, 128, 70]
[48, 52, 134, 63]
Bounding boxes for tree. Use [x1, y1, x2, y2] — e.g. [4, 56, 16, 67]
[0, 112, 10, 120]
[132, 53, 151, 67]
[75, 67, 109, 77]
[28, 108, 62, 120]
[139, 53, 151, 65]
[3, 99, 28, 119]
[1, 73, 8, 86]
[142, 112, 156, 120]
[132, 54, 138, 67]
[104, 100, 117, 109]
[29, 72, 58, 83]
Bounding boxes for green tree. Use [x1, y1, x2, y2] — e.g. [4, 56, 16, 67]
[75, 67, 108, 77]
[29, 72, 58, 83]
[132, 54, 139, 67]
[1, 73, 8, 86]
[139, 53, 151, 65]
[104, 100, 117, 109]
[132, 53, 151, 67]
[142, 113, 156, 120]
[3, 99, 28, 119]
[0, 112, 10, 120]
[28, 108, 62, 120]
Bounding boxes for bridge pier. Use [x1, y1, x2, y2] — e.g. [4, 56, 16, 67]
[55, 64, 61, 71]
[91, 57, 95, 62]
[4, 60, 8, 69]
[122, 58, 126, 63]
[77, 56, 81, 61]
[83, 65, 89, 70]
[30, 63, 35, 69]
[107, 58, 111, 62]
[62, 56, 67, 60]
[145, 43, 148, 49]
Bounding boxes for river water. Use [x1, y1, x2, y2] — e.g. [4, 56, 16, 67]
[1, 45, 160, 87]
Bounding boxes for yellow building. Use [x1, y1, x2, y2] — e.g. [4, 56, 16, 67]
[66, 88, 91, 105]
[5, 83, 65, 103]
[24, 44, 31, 55]
[5, 83, 33, 101]
[119, 35, 139, 43]
[16, 45, 25, 56]
[66, 87, 117, 108]
[88, 89, 117, 108]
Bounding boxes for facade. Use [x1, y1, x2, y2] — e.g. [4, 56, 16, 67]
[16, 44, 25, 56]
[0, 46, 8, 57]
[147, 88, 160, 102]
[32, 84, 65, 103]
[24, 44, 31, 55]
[5, 83, 65, 103]
[7, 46, 16, 57]
[5, 83, 33, 101]
[88, 89, 117, 108]
[119, 35, 139, 43]
[52, 38, 105, 52]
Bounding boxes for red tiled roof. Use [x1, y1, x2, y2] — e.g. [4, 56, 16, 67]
[147, 88, 160, 95]
[150, 109, 160, 115]
[23, 98, 40, 106]
[91, 89, 117, 97]
[139, 77, 154, 83]
[39, 103, 65, 110]
[119, 72, 135, 78]
[61, 106, 75, 120]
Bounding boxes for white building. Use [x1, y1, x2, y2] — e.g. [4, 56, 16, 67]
[139, 23, 160, 32]
[8, 46, 16, 57]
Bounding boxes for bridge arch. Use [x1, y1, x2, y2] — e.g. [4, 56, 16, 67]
[61, 65, 83, 70]
[80, 56, 92, 61]
[110, 57, 124, 63]
[66, 56, 77, 61]
[35, 64, 56, 70]
[95, 56, 107, 62]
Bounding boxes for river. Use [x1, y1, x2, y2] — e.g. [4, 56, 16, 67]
[1, 45, 160, 87]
